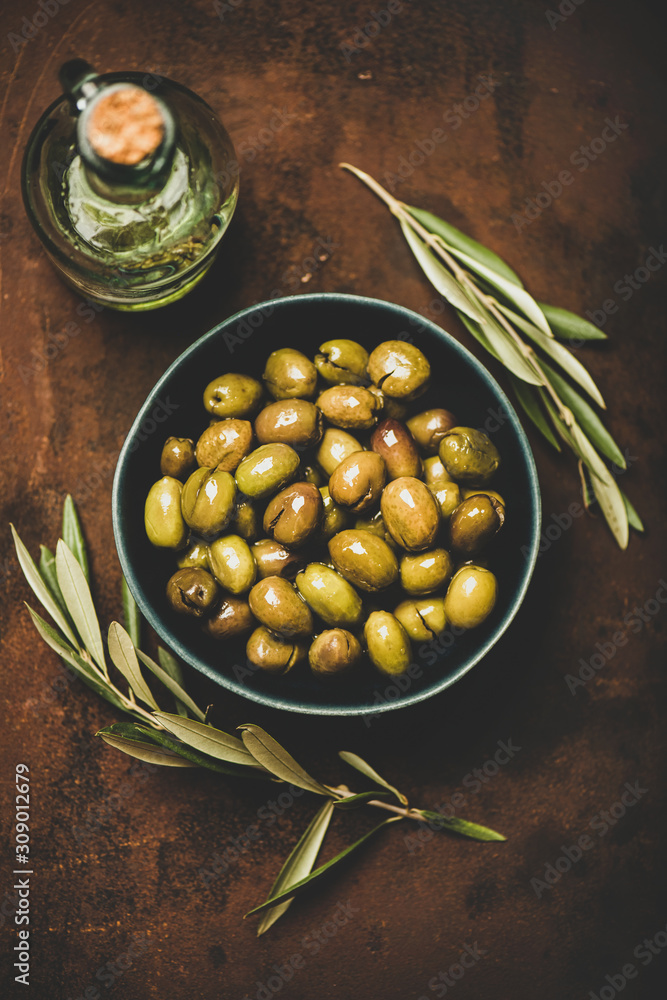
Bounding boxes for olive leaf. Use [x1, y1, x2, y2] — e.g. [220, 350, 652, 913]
[56, 540, 106, 671]
[569, 424, 629, 549]
[107, 621, 159, 709]
[134, 725, 260, 777]
[157, 646, 190, 718]
[257, 799, 335, 936]
[538, 302, 607, 341]
[98, 729, 199, 768]
[339, 751, 408, 805]
[62, 494, 89, 583]
[333, 790, 392, 810]
[121, 577, 142, 650]
[540, 361, 625, 467]
[471, 307, 543, 386]
[620, 490, 644, 533]
[416, 810, 506, 842]
[457, 312, 504, 365]
[399, 220, 486, 324]
[508, 376, 561, 451]
[11, 525, 78, 647]
[136, 651, 205, 722]
[239, 724, 332, 795]
[39, 545, 71, 621]
[157, 713, 264, 770]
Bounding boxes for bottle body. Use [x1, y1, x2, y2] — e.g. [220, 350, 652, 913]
[22, 72, 238, 311]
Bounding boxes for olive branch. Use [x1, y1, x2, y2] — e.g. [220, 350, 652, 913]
[11, 496, 505, 936]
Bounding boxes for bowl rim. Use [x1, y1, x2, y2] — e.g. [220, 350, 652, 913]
[113, 291, 541, 716]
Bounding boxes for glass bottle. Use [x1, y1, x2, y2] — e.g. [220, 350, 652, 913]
[22, 60, 239, 311]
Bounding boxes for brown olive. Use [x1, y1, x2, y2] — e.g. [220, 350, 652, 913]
[380, 477, 441, 551]
[195, 419, 253, 471]
[449, 494, 505, 555]
[367, 384, 409, 420]
[309, 629, 362, 678]
[248, 576, 314, 637]
[246, 627, 308, 675]
[367, 341, 431, 400]
[160, 437, 196, 479]
[231, 495, 262, 542]
[329, 451, 387, 513]
[166, 568, 219, 618]
[316, 386, 381, 430]
[370, 418, 422, 480]
[328, 530, 399, 592]
[407, 409, 457, 455]
[319, 486, 349, 540]
[204, 597, 255, 639]
[263, 349, 317, 400]
[302, 464, 325, 487]
[252, 539, 305, 580]
[255, 399, 323, 449]
[263, 482, 323, 547]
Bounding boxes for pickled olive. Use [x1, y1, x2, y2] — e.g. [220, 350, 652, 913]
[354, 508, 390, 540]
[248, 576, 314, 637]
[443, 565, 497, 629]
[231, 495, 261, 542]
[370, 418, 423, 480]
[145, 476, 188, 549]
[316, 385, 381, 430]
[246, 626, 308, 675]
[166, 568, 218, 618]
[380, 477, 441, 551]
[316, 428, 364, 477]
[176, 540, 210, 570]
[160, 437, 196, 479]
[407, 408, 457, 455]
[203, 373, 263, 418]
[394, 598, 447, 642]
[263, 482, 323, 547]
[234, 443, 300, 499]
[399, 549, 453, 596]
[252, 539, 305, 580]
[328, 530, 399, 592]
[309, 629, 362, 678]
[428, 480, 462, 520]
[181, 467, 237, 537]
[367, 384, 409, 420]
[208, 534, 257, 594]
[302, 464, 325, 487]
[461, 487, 506, 506]
[329, 451, 387, 513]
[204, 596, 255, 640]
[449, 495, 505, 555]
[314, 339, 369, 385]
[319, 486, 348, 540]
[424, 455, 452, 485]
[439, 427, 500, 484]
[364, 611, 412, 675]
[295, 563, 363, 628]
[367, 341, 431, 400]
[263, 348, 317, 400]
[254, 399, 323, 449]
[195, 419, 253, 471]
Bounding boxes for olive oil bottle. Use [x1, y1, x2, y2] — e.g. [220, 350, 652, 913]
[22, 60, 238, 311]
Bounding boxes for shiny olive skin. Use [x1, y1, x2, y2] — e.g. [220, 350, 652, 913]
[246, 626, 308, 675]
[444, 565, 497, 629]
[449, 494, 505, 555]
[462, 487, 506, 506]
[145, 476, 188, 549]
[367, 384, 409, 420]
[234, 443, 300, 499]
[428, 480, 462, 520]
[367, 341, 431, 400]
[160, 437, 196, 479]
[203, 373, 263, 418]
[319, 486, 348, 540]
[204, 596, 255, 639]
[248, 576, 314, 637]
[316, 386, 380, 430]
[364, 611, 412, 676]
[370, 418, 422, 480]
[302, 464, 325, 487]
[424, 455, 452, 485]
[439, 427, 500, 484]
[309, 629, 362, 678]
[316, 428, 363, 477]
[231, 496, 261, 542]
[399, 548, 453, 596]
[263, 349, 317, 400]
[166, 568, 219, 618]
[329, 451, 387, 513]
[254, 399, 323, 449]
[380, 477, 441, 551]
[208, 534, 257, 594]
[407, 409, 457, 455]
[176, 540, 210, 570]
[394, 597, 447, 641]
[314, 339, 369, 386]
[295, 563, 363, 628]
[263, 482, 323, 547]
[328, 530, 399, 592]
[181, 467, 237, 537]
[195, 419, 253, 471]
[354, 508, 392, 543]
[252, 539, 305, 580]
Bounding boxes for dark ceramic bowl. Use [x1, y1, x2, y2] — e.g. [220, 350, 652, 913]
[113, 293, 541, 716]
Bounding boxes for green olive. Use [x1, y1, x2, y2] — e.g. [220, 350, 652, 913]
[263, 482, 323, 547]
[176, 540, 210, 569]
[309, 629, 362, 678]
[329, 451, 386, 513]
[439, 427, 500, 484]
[295, 563, 363, 628]
[302, 464, 325, 487]
[316, 428, 363, 477]
[314, 339, 369, 385]
[428, 480, 462, 520]
[246, 626, 308, 675]
[145, 476, 188, 549]
[248, 576, 314, 637]
[449, 494, 505, 555]
[367, 341, 431, 400]
[203, 373, 263, 418]
[461, 487, 506, 506]
[234, 443, 300, 499]
[443, 565, 497, 629]
[319, 486, 349, 540]
[364, 611, 412, 675]
[380, 477, 440, 551]
[231, 495, 261, 542]
[160, 437, 196, 480]
[263, 349, 317, 400]
[208, 534, 257, 594]
[204, 596, 255, 639]
[354, 509, 392, 542]
[252, 539, 305, 580]
[255, 399, 323, 448]
[166, 568, 219, 618]
[195, 419, 253, 471]
[328, 529, 399, 592]
[399, 549, 453, 596]
[394, 597, 447, 641]
[181, 467, 237, 538]
[424, 455, 452, 485]
[407, 409, 457, 455]
[370, 418, 422, 480]
[316, 386, 380, 430]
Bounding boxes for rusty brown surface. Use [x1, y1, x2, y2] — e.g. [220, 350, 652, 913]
[1, 1, 666, 998]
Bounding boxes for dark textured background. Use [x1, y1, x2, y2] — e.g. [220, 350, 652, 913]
[1, 1, 666, 998]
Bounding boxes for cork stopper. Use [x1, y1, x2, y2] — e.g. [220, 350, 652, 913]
[86, 86, 165, 166]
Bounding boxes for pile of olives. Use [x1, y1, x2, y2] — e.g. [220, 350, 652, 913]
[144, 340, 505, 681]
